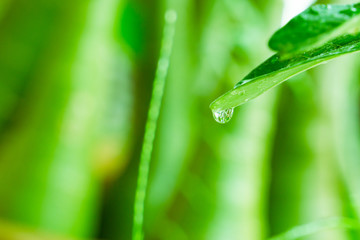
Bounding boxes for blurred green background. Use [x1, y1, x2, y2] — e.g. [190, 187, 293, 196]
[1, 0, 360, 239]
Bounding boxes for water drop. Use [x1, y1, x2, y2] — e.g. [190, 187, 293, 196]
[237, 79, 251, 86]
[212, 108, 234, 124]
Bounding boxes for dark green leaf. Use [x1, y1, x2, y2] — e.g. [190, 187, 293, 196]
[269, 3, 360, 54]
[210, 3, 360, 113]
[210, 33, 360, 112]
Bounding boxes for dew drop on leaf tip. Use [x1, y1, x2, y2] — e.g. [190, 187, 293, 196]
[212, 108, 234, 124]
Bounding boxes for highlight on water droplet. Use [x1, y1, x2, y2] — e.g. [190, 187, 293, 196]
[212, 108, 234, 124]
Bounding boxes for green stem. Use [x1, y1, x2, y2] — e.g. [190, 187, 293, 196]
[132, 9, 177, 240]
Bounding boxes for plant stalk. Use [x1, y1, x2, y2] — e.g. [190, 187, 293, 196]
[132, 9, 177, 240]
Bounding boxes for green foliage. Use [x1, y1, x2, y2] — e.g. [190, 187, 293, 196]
[269, 3, 360, 53]
[210, 2, 360, 113]
[1, 0, 360, 240]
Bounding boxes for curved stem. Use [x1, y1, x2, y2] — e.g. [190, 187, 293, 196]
[132, 9, 177, 240]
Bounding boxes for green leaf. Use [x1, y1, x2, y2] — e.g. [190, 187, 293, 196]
[210, 3, 360, 113]
[270, 3, 360, 54]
